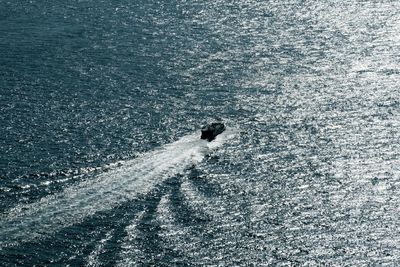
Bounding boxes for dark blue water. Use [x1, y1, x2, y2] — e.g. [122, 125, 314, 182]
[2, 0, 400, 265]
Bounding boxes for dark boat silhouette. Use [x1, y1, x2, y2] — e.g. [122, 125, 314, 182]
[201, 122, 225, 141]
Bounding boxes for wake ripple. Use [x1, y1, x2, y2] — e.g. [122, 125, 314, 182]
[0, 130, 236, 247]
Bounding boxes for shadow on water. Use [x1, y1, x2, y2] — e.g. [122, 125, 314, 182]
[187, 162, 223, 199]
[0, 167, 216, 266]
[168, 175, 212, 228]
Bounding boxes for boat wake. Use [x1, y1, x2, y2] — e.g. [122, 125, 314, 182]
[0, 129, 236, 247]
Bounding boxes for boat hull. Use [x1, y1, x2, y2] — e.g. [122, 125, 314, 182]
[201, 123, 225, 141]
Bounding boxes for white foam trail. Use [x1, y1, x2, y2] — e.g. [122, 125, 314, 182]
[117, 194, 184, 267]
[117, 210, 147, 267]
[85, 229, 114, 267]
[0, 130, 236, 247]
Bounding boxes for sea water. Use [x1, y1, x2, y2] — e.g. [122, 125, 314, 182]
[1, 1, 400, 265]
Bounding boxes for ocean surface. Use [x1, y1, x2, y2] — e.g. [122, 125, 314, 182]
[1, 0, 400, 266]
